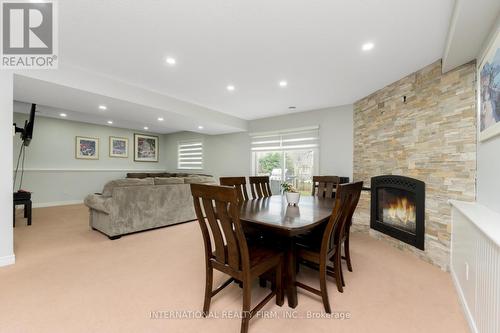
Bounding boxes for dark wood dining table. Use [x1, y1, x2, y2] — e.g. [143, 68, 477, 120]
[239, 195, 335, 308]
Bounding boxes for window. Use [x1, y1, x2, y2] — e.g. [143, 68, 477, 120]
[177, 141, 204, 170]
[251, 127, 319, 195]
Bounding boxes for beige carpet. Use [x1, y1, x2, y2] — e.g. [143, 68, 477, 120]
[0, 205, 468, 333]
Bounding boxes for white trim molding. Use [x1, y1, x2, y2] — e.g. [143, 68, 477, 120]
[0, 254, 15, 267]
[451, 269, 478, 333]
[249, 125, 319, 138]
[15, 168, 167, 173]
[449, 200, 500, 247]
[450, 200, 500, 333]
[33, 200, 84, 208]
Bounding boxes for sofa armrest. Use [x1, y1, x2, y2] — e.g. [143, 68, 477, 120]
[84, 194, 112, 215]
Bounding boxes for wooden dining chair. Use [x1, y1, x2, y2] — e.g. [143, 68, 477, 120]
[342, 214, 356, 273]
[219, 177, 249, 202]
[191, 184, 284, 333]
[249, 176, 272, 199]
[295, 181, 363, 313]
[311, 176, 340, 198]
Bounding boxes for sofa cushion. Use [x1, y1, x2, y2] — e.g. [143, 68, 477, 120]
[192, 173, 213, 177]
[147, 172, 173, 178]
[154, 177, 185, 185]
[102, 178, 154, 196]
[183, 176, 216, 184]
[126, 173, 149, 179]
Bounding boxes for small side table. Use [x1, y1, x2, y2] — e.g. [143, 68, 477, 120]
[14, 191, 32, 227]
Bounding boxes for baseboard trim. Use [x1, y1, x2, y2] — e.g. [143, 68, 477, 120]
[32, 200, 84, 208]
[0, 254, 15, 267]
[15, 168, 167, 172]
[451, 268, 477, 333]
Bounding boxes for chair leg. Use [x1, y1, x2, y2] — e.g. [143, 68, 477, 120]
[344, 237, 353, 272]
[340, 263, 345, 287]
[203, 266, 213, 316]
[334, 251, 344, 293]
[319, 263, 332, 314]
[241, 278, 252, 333]
[275, 260, 284, 306]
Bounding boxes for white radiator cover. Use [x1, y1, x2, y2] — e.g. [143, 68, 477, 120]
[450, 200, 500, 333]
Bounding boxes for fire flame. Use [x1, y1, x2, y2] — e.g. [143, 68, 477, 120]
[384, 197, 416, 225]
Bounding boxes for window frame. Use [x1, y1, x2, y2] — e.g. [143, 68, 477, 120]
[249, 126, 320, 192]
[177, 140, 204, 170]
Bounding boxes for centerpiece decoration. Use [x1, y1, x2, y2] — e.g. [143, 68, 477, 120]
[282, 182, 300, 206]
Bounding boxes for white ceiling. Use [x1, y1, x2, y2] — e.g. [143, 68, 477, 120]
[13, 73, 246, 134]
[54, 0, 454, 120]
[442, 0, 500, 72]
[18, 0, 499, 134]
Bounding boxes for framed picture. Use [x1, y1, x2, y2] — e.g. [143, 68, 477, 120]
[134, 133, 159, 162]
[109, 136, 129, 158]
[76, 136, 99, 160]
[479, 28, 500, 141]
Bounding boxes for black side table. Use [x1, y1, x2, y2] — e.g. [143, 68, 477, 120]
[14, 191, 32, 227]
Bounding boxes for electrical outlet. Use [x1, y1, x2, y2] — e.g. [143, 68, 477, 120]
[465, 262, 469, 281]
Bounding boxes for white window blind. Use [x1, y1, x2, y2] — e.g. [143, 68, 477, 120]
[177, 141, 203, 170]
[250, 127, 320, 152]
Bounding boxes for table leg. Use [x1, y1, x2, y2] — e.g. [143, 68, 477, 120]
[286, 238, 298, 308]
[27, 201, 32, 226]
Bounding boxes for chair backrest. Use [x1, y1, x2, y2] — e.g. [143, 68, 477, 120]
[320, 182, 363, 256]
[191, 184, 250, 273]
[249, 176, 272, 199]
[312, 176, 340, 198]
[219, 177, 249, 202]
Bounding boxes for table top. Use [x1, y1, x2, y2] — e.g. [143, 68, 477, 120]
[239, 195, 335, 236]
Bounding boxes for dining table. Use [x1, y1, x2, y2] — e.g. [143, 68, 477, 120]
[239, 195, 335, 308]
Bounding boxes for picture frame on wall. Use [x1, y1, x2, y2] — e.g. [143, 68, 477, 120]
[75, 136, 99, 160]
[109, 136, 129, 158]
[478, 28, 500, 142]
[134, 133, 159, 162]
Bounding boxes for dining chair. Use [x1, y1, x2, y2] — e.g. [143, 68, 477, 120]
[249, 176, 272, 199]
[342, 215, 356, 273]
[191, 183, 284, 333]
[295, 181, 363, 313]
[311, 176, 340, 198]
[219, 177, 249, 202]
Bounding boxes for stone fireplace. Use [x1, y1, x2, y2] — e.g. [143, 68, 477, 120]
[371, 175, 425, 250]
[352, 60, 477, 270]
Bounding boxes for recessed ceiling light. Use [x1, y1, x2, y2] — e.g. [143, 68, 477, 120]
[59, 113, 67, 117]
[226, 85, 235, 91]
[362, 42, 375, 51]
[144, 126, 149, 130]
[279, 80, 288, 87]
[107, 120, 113, 124]
[198, 125, 204, 130]
[98, 105, 107, 110]
[166, 57, 176, 65]
[158, 117, 164, 121]
[288, 106, 296, 110]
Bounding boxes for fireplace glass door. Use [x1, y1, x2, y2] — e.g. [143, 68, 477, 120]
[376, 188, 417, 234]
[370, 175, 425, 250]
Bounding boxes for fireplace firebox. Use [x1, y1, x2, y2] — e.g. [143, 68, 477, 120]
[370, 175, 425, 250]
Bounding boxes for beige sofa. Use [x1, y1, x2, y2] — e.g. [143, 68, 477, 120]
[84, 175, 215, 239]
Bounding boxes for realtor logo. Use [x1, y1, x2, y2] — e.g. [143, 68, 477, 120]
[1, 0, 58, 69]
